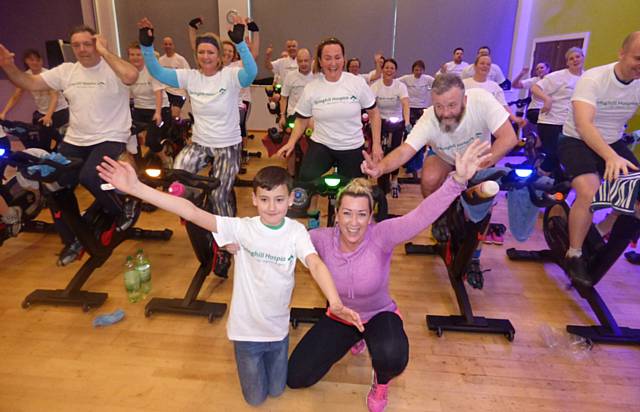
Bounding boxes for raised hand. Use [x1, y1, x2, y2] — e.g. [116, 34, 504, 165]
[227, 15, 246, 44]
[360, 150, 382, 178]
[329, 302, 364, 332]
[453, 139, 492, 182]
[93, 34, 109, 56]
[96, 156, 141, 195]
[0, 44, 16, 67]
[137, 17, 155, 46]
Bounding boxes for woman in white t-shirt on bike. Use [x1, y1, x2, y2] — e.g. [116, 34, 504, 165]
[277, 37, 382, 182]
[370, 58, 410, 197]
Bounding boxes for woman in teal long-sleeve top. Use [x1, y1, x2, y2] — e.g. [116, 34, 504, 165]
[137, 17, 257, 217]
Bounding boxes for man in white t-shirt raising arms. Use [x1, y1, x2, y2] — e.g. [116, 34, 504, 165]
[437, 47, 469, 77]
[362, 72, 517, 197]
[556, 32, 640, 287]
[158, 36, 190, 119]
[265, 39, 299, 85]
[0, 25, 139, 265]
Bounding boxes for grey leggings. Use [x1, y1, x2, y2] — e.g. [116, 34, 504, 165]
[173, 142, 241, 216]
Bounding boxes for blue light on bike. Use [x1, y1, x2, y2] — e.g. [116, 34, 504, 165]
[0, 148, 5, 157]
[515, 168, 533, 178]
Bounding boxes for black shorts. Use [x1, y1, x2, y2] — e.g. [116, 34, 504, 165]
[557, 134, 639, 180]
[525, 108, 540, 124]
[166, 92, 186, 108]
[298, 140, 364, 182]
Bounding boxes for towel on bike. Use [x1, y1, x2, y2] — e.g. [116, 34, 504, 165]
[591, 171, 640, 215]
[460, 168, 505, 223]
[507, 186, 539, 242]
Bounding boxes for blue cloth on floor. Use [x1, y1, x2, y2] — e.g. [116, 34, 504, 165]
[93, 309, 125, 327]
[460, 167, 508, 223]
[507, 186, 539, 242]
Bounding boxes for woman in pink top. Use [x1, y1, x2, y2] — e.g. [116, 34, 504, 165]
[287, 140, 491, 412]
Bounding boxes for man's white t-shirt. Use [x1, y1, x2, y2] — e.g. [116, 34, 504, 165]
[129, 67, 169, 110]
[563, 62, 640, 144]
[463, 77, 507, 106]
[370, 79, 408, 120]
[271, 56, 298, 85]
[520, 76, 544, 110]
[405, 88, 508, 165]
[461, 64, 506, 84]
[438, 61, 469, 77]
[213, 216, 317, 342]
[536, 68, 581, 125]
[176, 67, 242, 148]
[295, 72, 376, 150]
[26, 68, 68, 114]
[159, 53, 190, 97]
[398, 74, 434, 108]
[281, 70, 315, 117]
[40, 59, 131, 146]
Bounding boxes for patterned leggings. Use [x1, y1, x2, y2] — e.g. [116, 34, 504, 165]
[173, 142, 241, 216]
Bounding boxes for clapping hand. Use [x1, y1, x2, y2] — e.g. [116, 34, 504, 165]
[453, 139, 492, 183]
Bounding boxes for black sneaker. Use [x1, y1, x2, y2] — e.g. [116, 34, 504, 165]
[465, 259, 490, 289]
[625, 251, 640, 265]
[116, 198, 140, 232]
[57, 239, 84, 266]
[1, 206, 22, 237]
[213, 249, 232, 278]
[565, 255, 593, 288]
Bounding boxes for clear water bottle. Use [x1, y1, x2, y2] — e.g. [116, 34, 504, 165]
[135, 248, 152, 297]
[124, 256, 141, 303]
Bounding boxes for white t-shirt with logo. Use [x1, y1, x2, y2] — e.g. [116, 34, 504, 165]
[463, 77, 507, 106]
[563, 62, 640, 144]
[281, 70, 315, 116]
[398, 74, 434, 108]
[271, 56, 298, 85]
[129, 67, 169, 110]
[176, 67, 242, 148]
[438, 61, 469, 77]
[228, 61, 251, 108]
[520, 76, 544, 109]
[406, 88, 508, 165]
[159, 53, 190, 97]
[461, 64, 506, 84]
[370, 79, 408, 120]
[40, 59, 131, 146]
[26, 68, 68, 114]
[213, 216, 317, 342]
[536, 68, 581, 125]
[295, 72, 376, 150]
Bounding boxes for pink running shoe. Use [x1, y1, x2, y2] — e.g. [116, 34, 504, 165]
[350, 339, 366, 355]
[366, 379, 388, 412]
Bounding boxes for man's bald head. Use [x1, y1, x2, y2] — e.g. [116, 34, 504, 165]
[163, 37, 175, 56]
[618, 31, 640, 81]
[622, 31, 640, 51]
[297, 48, 311, 74]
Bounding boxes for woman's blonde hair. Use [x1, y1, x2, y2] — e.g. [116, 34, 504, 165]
[336, 178, 374, 212]
[565, 47, 584, 60]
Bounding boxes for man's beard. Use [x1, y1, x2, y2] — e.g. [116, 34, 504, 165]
[435, 103, 466, 133]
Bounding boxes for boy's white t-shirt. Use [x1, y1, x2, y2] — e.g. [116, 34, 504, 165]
[213, 216, 317, 342]
[281, 70, 315, 117]
[129, 67, 169, 110]
[26, 68, 68, 114]
[398, 74, 434, 108]
[295, 72, 376, 150]
[405, 88, 508, 165]
[370, 78, 408, 120]
[536, 68, 581, 125]
[463, 77, 508, 106]
[563, 62, 640, 144]
[176, 67, 242, 148]
[40, 59, 131, 145]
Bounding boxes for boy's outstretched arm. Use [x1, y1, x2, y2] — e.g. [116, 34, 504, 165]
[97, 156, 218, 232]
[305, 254, 364, 332]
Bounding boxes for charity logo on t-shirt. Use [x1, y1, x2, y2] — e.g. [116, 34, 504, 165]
[189, 87, 227, 97]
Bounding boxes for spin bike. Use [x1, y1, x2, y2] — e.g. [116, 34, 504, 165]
[9, 151, 172, 311]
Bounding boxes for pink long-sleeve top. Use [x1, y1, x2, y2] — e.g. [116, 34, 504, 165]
[309, 176, 466, 322]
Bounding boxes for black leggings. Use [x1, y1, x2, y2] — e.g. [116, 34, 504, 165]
[537, 123, 563, 174]
[32, 108, 69, 150]
[298, 140, 364, 182]
[287, 311, 409, 387]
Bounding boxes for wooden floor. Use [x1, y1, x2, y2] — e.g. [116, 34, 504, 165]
[1, 135, 639, 412]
